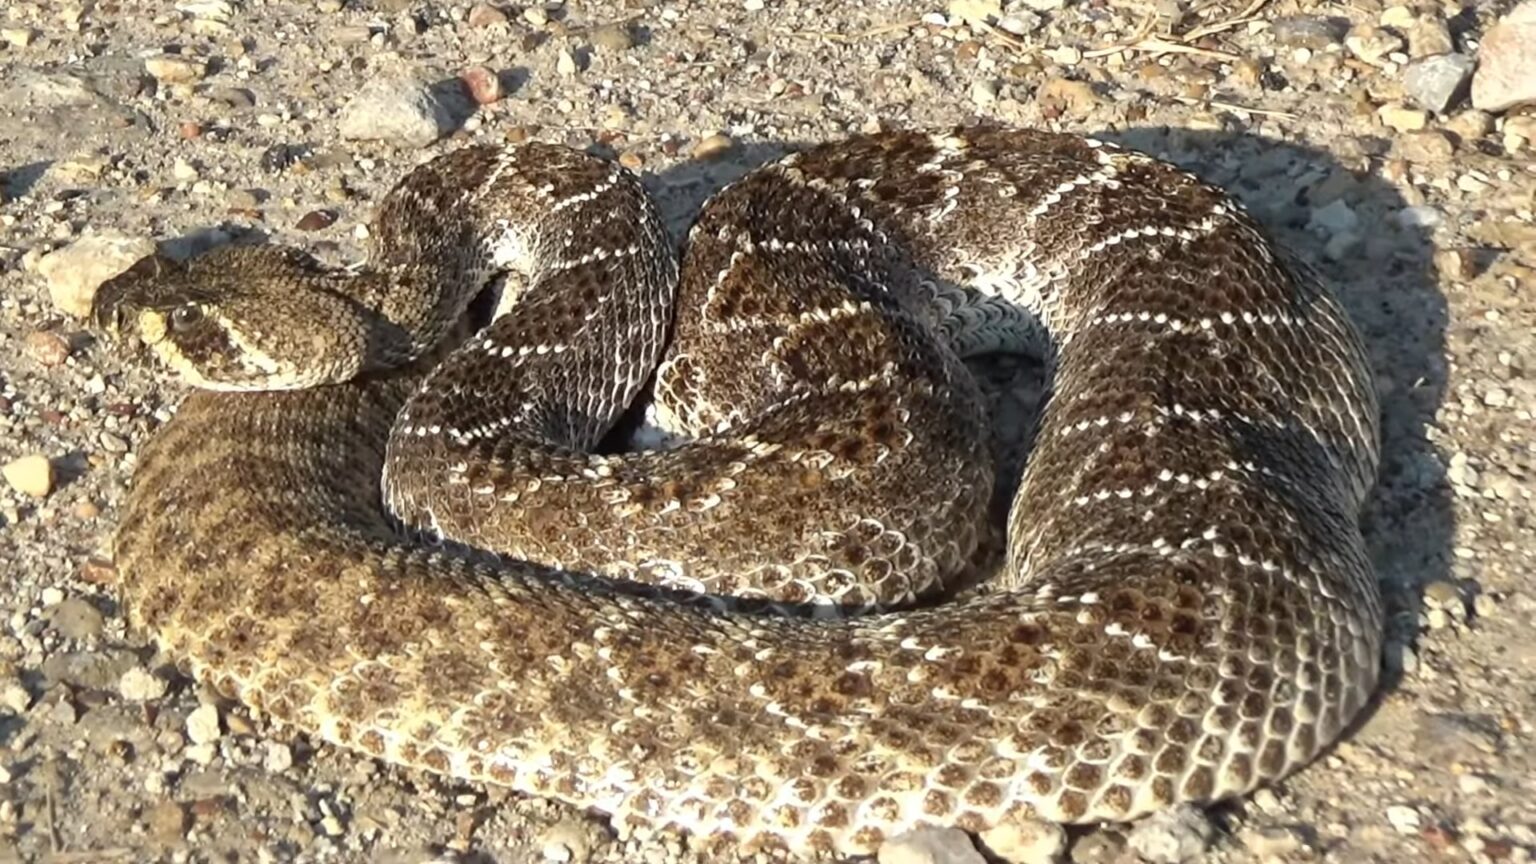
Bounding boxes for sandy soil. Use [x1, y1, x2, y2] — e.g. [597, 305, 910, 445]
[1, 0, 1533, 861]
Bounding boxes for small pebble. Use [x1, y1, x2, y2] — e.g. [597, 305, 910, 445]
[878, 826, 986, 864]
[1386, 805, 1422, 833]
[979, 815, 1066, 864]
[3, 454, 54, 498]
[0, 680, 32, 714]
[23, 331, 70, 366]
[691, 133, 735, 159]
[144, 55, 208, 83]
[119, 667, 169, 702]
[264, 741, 294, 773]
[295, 210, 337, 231]
[461, 65, 503, 104]
[1, 27, 37, 47]
[146, 800, 190, 843]
[1127, 806, 1215, 863]
[1459, 773, 1491, 794]
[1271, 15, 1345, 49]
[1345, 25, 1405, 64]
[47, 597, 105, 640]
[321, 815, 345, 837]
[556, 49, 578, 77]
[100, 431, 129, 453]
[1241, 826, 1308, 857]
[467, 2, 509, 28]
[186, 703, 222, 745]
[590, 23, 633, 52]
[1378, 104, 1429, 132]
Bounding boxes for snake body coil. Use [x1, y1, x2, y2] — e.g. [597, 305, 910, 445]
[94, 127, 1382, 857]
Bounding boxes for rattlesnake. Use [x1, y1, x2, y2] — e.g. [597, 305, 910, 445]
[92, 126, 1382, 858]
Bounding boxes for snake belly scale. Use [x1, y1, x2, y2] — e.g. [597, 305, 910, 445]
[91, 126, 1382, 858]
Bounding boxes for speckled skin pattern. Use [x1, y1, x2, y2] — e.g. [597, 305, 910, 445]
[91, 127, 1382, 858]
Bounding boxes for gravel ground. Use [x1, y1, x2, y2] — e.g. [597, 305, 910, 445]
[1, 0, 1534, 861]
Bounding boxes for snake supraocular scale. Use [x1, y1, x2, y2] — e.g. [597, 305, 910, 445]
[91, 126, 1382, 858]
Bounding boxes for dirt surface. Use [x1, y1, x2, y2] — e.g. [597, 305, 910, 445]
[1, 0, 1534, 862]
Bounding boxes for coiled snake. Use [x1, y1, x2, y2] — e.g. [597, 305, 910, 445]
[92, 127, 1382, 857]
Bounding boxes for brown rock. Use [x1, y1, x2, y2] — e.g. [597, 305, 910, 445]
[295, 210, 337, 231]
[691, 133, 735, 160]
[461, 65, 503, 104]
[23, 331, 71, 366]
[1472, 0, 1536, 112]
[146, 801, 190, 844]
[1035, 76, 1101, 116]
[467, 2, 509, 28]
[144, 55, 207, 84]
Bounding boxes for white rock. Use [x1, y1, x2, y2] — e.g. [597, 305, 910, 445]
[0, 681, 32, 714]
[948, 0, 1002, 27]
[1386, 804, 1422, 833]
[118, 667, 168, 702]
[184, 742, 218, 765]
[338, 74, 459, 148]
[556, 49, 578, 77]
[980, 816, 1067, 863]
[878, 827, 986, 864]
[1472, 0, 1536, 112]
[2, 454, 54, 498]
[1, 27, 36, 47]
[263, 741, 294, 773]
[186, 703, 222, 745]
[37, 232, 156, 318]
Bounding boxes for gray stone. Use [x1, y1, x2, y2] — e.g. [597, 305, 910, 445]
[1271, 15, 1345, 49]
[46, 598, 105, 640]
[1472, 0, 1536, 112]
[338, 73, 460, 148]
[1127, 806, 1216, 863]
[879, 827, 986, 864]
[1403, 53, 1474, 113]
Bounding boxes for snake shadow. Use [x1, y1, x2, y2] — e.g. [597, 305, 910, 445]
[631, 121, 1452, 819]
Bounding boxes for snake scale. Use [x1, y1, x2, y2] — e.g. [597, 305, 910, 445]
[91, 126, 1382, 858]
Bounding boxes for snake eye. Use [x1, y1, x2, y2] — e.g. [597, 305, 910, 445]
[170, 304, 204, 331]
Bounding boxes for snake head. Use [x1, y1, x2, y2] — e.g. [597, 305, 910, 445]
[90, 244, 371, 392]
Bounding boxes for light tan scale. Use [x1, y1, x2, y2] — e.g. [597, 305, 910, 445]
[91, 126, 1382, 858]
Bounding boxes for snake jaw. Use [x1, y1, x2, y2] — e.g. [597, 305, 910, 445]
[91, 252, 183, 340]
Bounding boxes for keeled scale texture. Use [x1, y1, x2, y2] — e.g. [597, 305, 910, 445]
[94, 127, 1382, 859]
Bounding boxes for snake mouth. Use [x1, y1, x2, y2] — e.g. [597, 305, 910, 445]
[90, 252, 184, 343]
